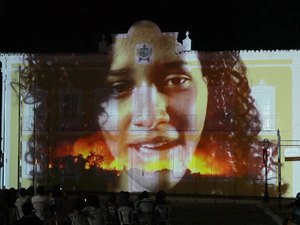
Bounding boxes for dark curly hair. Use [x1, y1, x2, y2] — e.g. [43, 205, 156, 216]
[198, 51, 265, 178]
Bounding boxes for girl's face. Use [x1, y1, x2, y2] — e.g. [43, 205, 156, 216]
[98, 21, 208, 191]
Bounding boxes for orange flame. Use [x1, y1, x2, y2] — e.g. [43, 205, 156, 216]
[51, 133, 231, 176]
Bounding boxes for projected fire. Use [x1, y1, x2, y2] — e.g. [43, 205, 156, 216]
[50, 133, 228, 174]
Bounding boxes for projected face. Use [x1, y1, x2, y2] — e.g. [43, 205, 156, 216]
[98, 21, 208, 191]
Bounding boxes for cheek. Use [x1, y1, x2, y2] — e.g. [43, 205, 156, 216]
[98, 99, 132, 131]
[98, 100, 131, 158]
[170, 95, 195, 114]
[195, 79, 208, 127]
[168, 83, 207, 134]
[168, 90, 197, 128]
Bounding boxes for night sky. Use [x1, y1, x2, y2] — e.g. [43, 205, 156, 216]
[1, 0, 300, 53]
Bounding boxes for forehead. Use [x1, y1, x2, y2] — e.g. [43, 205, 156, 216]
[111, 21, 182, 69]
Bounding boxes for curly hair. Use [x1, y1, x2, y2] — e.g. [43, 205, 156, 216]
[16, 54, 111, 176]
[198, 51, 265, 178]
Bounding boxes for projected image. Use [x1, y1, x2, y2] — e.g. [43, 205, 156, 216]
[18, 20, 278, 194]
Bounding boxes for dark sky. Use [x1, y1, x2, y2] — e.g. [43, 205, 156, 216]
[1, 0, 300, 53]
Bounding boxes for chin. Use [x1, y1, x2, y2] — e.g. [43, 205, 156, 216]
[126, 168, 185, 192]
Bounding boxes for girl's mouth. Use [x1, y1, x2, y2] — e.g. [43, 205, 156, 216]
[128, 136, 180, 151]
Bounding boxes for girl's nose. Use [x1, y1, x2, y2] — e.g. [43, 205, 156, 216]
[132, 85, 169, 130]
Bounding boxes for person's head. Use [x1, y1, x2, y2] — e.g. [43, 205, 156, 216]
[26, 186, 34, 197]
[74, 195, 87, 211]
[22, 202, 35, 216]
[155, 190, 166, 202]
[98, 20, 208, 191]
[51, 184, 63, 198]
[86, 194, 100, 208]
[141, 191, 149, 199]
[108, 193, 117, 203]
[36, 185, 45, 196]
[19, 188, 27, 197]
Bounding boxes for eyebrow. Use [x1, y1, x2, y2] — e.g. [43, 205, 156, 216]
[107, 68, 133, 77]
[106, 60, 188, 79]
[158, 60, 187, 69]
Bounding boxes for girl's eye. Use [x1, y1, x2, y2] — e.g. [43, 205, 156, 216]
[110, 81, 133, 97]
[164, 74, 191, 88]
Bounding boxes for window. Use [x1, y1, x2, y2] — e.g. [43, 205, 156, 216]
[58, 88, 82, 130]
[252, 80, 276, 132]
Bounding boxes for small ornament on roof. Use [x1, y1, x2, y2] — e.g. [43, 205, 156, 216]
[182, 31, 191, 51]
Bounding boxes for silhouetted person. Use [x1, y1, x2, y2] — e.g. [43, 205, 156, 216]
[50, 184, 66, 225]
[290, 192, 300, 223]
[26, 186, 34, 200]
[118, 191, 134, 209]
[31, 185, 50, 221]
[105, 193, 118, 225]
[154, 190, 171, 225]
[15, 202, 43, 225]
[15, 188, 30, 218]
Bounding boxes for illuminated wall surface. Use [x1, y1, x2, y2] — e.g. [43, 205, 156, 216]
[1, 21, 300, 197]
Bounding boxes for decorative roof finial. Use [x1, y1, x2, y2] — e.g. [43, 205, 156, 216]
[182, 31, 191, 51]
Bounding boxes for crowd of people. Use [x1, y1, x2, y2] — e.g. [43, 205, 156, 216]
[0, 185, 171, 225]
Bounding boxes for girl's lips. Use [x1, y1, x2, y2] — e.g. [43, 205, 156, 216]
[128, 136, 179, 151]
